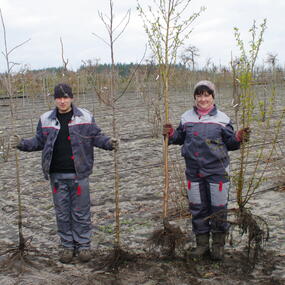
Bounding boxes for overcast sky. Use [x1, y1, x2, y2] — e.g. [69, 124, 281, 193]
[0, 0, 284, 72]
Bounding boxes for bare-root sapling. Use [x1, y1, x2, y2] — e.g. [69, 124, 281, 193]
[138, 0, 205, 257]
[228, 19, 285, 264]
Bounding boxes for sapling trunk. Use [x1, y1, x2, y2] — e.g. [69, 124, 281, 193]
[109, 23, 121, 248]
[162, 68, 170, 220]
[236, 79, 252, 209]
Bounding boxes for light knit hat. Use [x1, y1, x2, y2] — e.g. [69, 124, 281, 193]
[194, 80, 216, 97]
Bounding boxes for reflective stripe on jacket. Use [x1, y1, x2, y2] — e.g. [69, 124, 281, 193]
[18, 105, 112, 180]
[169, 105, 240, 178]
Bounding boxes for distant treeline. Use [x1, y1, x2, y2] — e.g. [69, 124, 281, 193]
[29, 63, 187, 77]
[0, 62, 284, 98]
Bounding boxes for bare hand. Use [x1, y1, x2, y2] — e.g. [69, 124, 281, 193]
[236, 127, 251, 142]
[162, 123, 174, 137]
[9, 135, 21, 149]
[109, 137, 119, 150]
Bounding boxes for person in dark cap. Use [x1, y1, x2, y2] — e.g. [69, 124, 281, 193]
[163, 80, 250, 261]
[10, 83, 118, 263]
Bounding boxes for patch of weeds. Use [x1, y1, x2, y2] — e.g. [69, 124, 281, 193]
[98, 224, 114, 234]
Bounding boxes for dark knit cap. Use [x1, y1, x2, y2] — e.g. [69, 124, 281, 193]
[54, 83, 73, 99]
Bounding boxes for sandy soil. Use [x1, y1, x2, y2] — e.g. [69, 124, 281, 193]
[0, 87, 284, 284]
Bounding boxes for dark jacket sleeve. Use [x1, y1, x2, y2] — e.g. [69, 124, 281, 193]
[17, 120, 45, 152]
[169, 122, 186, 145]
[222, 122, 240, 151]
[90, 117, 113, 150]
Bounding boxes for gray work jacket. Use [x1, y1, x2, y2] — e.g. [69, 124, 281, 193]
[18, 104, 113, 180]
[169, 105, 240, 178]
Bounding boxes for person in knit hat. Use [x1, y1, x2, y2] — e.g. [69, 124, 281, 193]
[10, 83, 118, 263]
[163, 80, 250, 260]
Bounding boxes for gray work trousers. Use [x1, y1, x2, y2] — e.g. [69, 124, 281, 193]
[50, 173, 91, 250]
[187, 174, 230, 235]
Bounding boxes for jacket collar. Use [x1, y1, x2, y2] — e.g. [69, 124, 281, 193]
[48, 104, 83, 120]
[194, 104, 217, 116]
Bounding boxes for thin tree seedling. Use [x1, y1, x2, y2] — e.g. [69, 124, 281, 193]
[92, 0, 135, 271]
[0, 8, 43, 273]
[228, 19, 285, 265]
[138, 0, 205, 257]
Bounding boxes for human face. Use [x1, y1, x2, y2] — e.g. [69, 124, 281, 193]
[55, 97, 73, 113]
[195, 92, 214, 110]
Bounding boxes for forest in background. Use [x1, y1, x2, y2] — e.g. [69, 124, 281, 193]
[0, 60, 284, 99]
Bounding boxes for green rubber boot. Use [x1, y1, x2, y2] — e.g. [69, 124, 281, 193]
[189, 233, 210, 258]
[211, 232, 226, 261]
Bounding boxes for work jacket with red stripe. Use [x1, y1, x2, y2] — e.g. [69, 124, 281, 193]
[169, 105, 240, 178]
[17, 104, 113, 180]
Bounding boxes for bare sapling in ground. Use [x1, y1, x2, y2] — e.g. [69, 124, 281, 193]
[0, 8, 47, 273]
[91, 0, 136, 271]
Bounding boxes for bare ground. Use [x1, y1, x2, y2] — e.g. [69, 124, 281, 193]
[0, 87, 284, 284]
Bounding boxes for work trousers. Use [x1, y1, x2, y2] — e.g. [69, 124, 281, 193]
[50, 173, 91, 250]
[187, 174, 230, 235]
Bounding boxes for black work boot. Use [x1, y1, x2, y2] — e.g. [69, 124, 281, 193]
[189, 233, 210, 258]
[211, 232, 226, 261]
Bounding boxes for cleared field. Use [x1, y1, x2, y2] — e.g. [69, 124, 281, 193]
[0, 87, 284, 284]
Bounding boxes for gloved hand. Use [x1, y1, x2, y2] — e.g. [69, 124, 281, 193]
[9, 135, 21, 149]
[236, 127, 251, 142]
[109, 137, 119, 150]
[162, 123, 174, 137]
